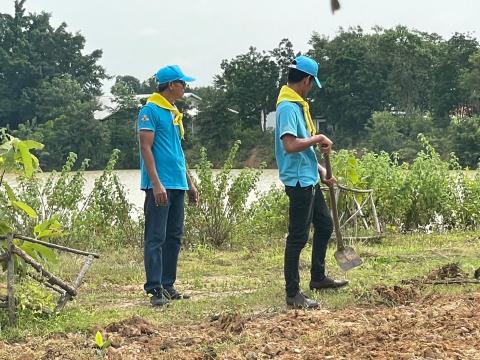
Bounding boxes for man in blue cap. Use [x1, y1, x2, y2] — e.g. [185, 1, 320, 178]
[275, 55, 348, 309]
[137, 64, 199, 306]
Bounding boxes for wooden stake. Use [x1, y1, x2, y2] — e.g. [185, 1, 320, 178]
[13, 234, 99, 259]
[6, 233, 16, 326]
[56, 255, 94, 312]
[12, 246, 77, 296]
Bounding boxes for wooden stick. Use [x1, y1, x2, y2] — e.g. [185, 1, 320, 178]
[369, 192, 382, 234]
[13, 234, 100, 259]
[353, 197, 369, 230]
[12, 246, 77, 296]
[56, 255, 94, 312]
[7, 233, 16, 326]
[27, 272, 64, 294]
[423, 279, 480, 285]
[320, 185, 373, 194]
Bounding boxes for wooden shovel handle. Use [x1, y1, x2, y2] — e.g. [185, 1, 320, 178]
[323, 154, 344, 249]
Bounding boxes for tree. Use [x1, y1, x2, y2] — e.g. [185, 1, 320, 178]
[193, 86, 237, 165]
[270, 39, 296, 88]
[309, 27, 388, 145]
[430, 34, 479, 126]
[215, 47, 279, 131]
[448, 116, 480, 167]
[0, 0, 107, 129]
[460, 50, 480, 113]
[365, 111, 403, 154]
[376, 26, 437, 113]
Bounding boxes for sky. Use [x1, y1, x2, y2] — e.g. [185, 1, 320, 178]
[1, 0, 479, 93]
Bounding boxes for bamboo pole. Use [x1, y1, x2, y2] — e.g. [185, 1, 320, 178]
[11, 246, 77, 296]
[7, 233, 16, 326]
[27, 272, 64, 294]
[13, 234, 99, 259]
[353, 197, 369, 229]
[56, 255, 94, 312]
[368, 192, 382, 234]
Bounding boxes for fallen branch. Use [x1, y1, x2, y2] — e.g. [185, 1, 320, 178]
[13, 234, 99, 259]
[12, 246, 77, 296]
[423, 279, 480, 285]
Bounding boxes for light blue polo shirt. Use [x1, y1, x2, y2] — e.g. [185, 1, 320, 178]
[275, 101, 319, 187]
[137, 102, 188, 190]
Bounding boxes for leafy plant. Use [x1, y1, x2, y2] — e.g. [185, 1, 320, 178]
[94, 331, 111, 357]
[184, 141, 264, 248]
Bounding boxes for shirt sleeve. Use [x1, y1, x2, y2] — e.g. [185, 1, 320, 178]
[137, 105, 155, 132]
[277, 104, 298, 139]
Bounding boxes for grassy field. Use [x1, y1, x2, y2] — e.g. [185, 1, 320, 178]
[1, 231, 479, 359]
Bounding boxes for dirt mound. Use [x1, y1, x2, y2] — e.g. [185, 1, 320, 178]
[210, 311, 247, 334]
[105, 315, 157, 337]
[427, 263, 465, 280]
[373, 284, 421, 305]
[2, 293, 480, 359]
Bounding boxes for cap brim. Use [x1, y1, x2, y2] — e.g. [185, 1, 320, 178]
[180, 75, 196, 82]
[314, 77, 322, 88]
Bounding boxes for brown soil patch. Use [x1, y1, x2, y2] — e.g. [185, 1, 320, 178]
[2, 292, 480, 360]
[427, 263, 465, 280]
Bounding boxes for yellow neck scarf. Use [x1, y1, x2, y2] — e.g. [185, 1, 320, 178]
[276, 85, 316, 136]
[146, 92, 185, 139]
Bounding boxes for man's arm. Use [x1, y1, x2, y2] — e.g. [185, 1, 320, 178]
[318, 163, 336, 186]
[282, 133, 333, 154]
[186, 171, 199, 205]
[139, 130, 167, 206]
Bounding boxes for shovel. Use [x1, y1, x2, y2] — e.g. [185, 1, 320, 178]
[324, 153, 363, 271]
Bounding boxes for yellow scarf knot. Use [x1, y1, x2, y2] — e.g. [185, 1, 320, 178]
[276, 85, 316, 135]
[146, 92, 185, 139]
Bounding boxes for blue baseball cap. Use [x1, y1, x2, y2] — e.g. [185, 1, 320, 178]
[289, 55, 322, 88]
[155, 65, 196, 84]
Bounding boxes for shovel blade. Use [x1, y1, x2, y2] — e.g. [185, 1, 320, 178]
[335, 246, 363, 271]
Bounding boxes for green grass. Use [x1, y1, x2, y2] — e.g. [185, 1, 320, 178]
[1, 231, 479, 341]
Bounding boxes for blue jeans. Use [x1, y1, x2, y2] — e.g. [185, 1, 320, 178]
[143, 189, 185, 294]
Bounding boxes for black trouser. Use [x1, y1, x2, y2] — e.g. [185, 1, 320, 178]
[284, 183, 334, 297]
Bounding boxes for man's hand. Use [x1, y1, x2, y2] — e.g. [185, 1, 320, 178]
[188, 186, 199, 206]
[319, 164, 337, 187]
[314, 134, 333, 154]
[153, 182, 168, 206]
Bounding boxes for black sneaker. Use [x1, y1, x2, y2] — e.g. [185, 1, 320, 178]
[148, 288, 170, 307]
[163, 287, 190, 300]
[309, 276, 349, 290]
[286, 291, 319, 309]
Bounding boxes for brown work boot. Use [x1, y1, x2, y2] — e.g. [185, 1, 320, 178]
[310, 276, 349, 290]
[286, 291, 319, 309]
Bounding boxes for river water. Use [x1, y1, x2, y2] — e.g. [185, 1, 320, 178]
[4, 169, 283, 210]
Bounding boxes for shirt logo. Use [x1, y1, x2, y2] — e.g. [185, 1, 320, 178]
[141, 115, 150, 122]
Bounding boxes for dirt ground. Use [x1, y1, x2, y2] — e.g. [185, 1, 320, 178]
[1, 290, 479, 360]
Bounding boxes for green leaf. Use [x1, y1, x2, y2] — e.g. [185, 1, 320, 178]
[12, 201, 38, 218]
[0, 221, 12, 235]
[103, 338, 112, 350]
[95, 331, 104, 348]
[3, 182, 16, 201]
[20, 242, 57, 264]
[34, 218, 63, 239]
[23, 140, 44, 151]
[17, 141, 34, 178]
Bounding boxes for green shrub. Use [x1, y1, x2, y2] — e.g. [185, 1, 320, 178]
[233, 186, 289, 249]
[184, 141, 264, 248]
